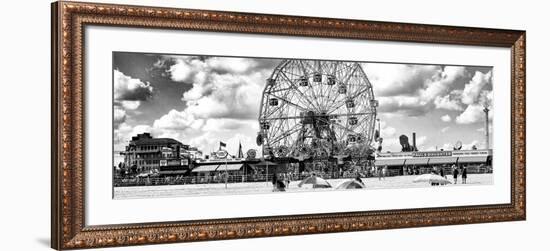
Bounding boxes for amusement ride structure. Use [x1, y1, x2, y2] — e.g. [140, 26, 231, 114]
[257, 59, 378, 164]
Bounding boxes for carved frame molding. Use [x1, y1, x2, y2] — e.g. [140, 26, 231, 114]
[51, 1, 526, 249]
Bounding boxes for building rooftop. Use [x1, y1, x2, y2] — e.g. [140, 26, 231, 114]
[129, 133, 183, 146]
[132, 137, 183, 146]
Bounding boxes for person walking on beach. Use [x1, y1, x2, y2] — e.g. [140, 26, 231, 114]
[439, 167, 446, 179]
[437, 167, 446, 185]
[461, 167, 468, 184]
[382, 166, 388, 180]
[453, 165, 459, 184]
[272, 173, 286, 192]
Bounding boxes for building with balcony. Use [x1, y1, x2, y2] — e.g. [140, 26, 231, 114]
[121, 133, 188, 172]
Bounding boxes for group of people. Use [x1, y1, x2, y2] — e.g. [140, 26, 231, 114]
[374, 166, 389, 180]
[452, 165, 468, 184]
[437, 165, 468, 184]
[269, 164, 471, 191]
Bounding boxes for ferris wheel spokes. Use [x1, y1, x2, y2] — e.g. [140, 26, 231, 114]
[259, 59, 377, 158]
[277, 71, 319, 111]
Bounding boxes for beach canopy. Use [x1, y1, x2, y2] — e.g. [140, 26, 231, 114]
[298, 176, 332, 188]
[336, 179, 365, 189]
[413, 174, 451, 184]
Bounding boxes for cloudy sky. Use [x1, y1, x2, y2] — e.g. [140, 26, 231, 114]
[113, 52, 493, 161]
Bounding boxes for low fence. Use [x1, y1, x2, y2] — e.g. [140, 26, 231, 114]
[114, 174, 277, 187]
[114, 166, 491, 187]
[114, 172, 354, 187]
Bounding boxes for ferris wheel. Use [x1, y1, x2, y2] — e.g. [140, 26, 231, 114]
[257, 59, 378, 159]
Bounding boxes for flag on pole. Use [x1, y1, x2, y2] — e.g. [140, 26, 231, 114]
[219, 141, 227, 150]
[237, 142, 244, 158]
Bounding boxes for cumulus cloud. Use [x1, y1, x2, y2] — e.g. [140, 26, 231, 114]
[434, 90, 464, 111]
[441, 126, 450, 133]
[113, 70, 154, 130]
[183, 72, 267, 120]
[441, 143, 454, 150]
[166, 57, 206, 83]
[118, 100, 141, 110]
[363, 64, 440, 96]
[441, 114, 452, 122]
[114, 106, 126, 127]
[378, 121, 396, 138]
[366, 65, 467, 116]
[461, 71, 492, 105]
[479, 90, 494, 108]
[205, 57, 260, 74]
[416, 136, 428, 147]
[152, 109, 204, 131]
[156, 117, 259, 155]
[114, 56, 279, 155]
[379, 137, 403, 152]
[456, 104, 485, 124]
[160, 56, 277, 83]
[454, 71, 493, 125]
[116, 108, 262, 155]
[420, 66, 466, 101]
[377, 96, 429, 116]
[151, 56, 278, 121]
[477, 124, 492, 134]
[114, 69, 153, 102]
[202, 118, 258, 132]
[364, 65, 495, 120]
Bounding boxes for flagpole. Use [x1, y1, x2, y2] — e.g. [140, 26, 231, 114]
[225, 157, 228, 189]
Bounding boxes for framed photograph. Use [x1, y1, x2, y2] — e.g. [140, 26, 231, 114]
[51, 1, 526, 249]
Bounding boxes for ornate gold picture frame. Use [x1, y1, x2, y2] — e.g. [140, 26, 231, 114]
[51, 1, 526, 249]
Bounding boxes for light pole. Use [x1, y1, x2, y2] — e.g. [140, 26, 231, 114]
[225, 156, 228, 189]
[377, 118, 381, 135]
[483, 106, 490, 150]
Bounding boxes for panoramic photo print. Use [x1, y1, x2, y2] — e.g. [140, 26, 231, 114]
[112, 52, 494, 199]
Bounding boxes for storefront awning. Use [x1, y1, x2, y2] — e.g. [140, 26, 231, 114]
[216, 164, 244, 171]
[375, 159, 405, 166]
[428, 157, 458, 165]
[458, 156, 488, 164]
[191, 165, 219, 172]
[158, 170, 189, 175]
[405, 158, 429, 165]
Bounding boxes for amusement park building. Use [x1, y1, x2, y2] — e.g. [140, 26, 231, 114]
[374, 149, 492, 170]
[121, 133, 190, 172]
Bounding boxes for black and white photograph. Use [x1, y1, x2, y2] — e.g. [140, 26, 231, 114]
[112, 52, 494, 199]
